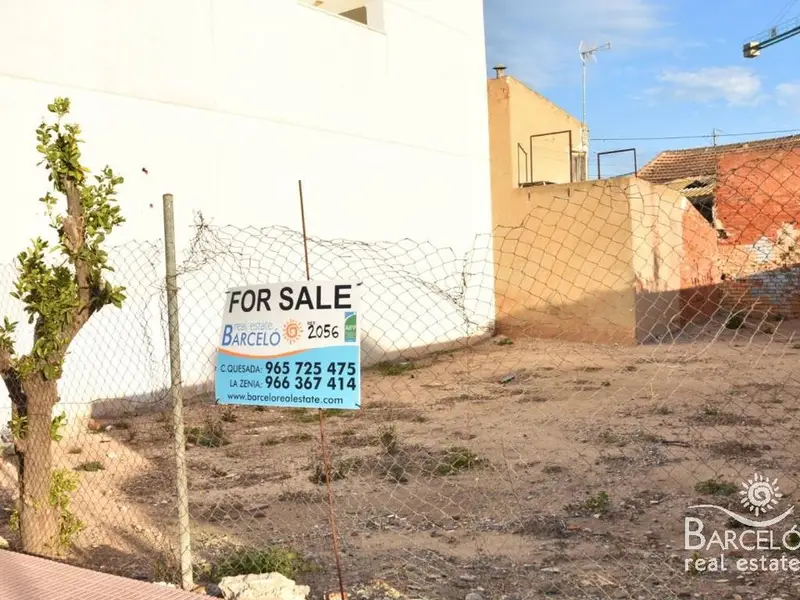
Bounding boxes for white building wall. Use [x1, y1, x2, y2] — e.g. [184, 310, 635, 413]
[0, 0, 494, 428]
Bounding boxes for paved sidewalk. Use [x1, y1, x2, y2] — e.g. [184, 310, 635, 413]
[0, 550, 213, 600]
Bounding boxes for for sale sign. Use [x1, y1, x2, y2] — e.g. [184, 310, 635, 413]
[215, 281, 361, 410]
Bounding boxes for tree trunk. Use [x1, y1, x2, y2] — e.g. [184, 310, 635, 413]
[17, 376, 59, 556]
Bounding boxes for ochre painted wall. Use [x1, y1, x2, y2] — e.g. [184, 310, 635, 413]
[492, 179, 638, 344]
[506, 77, 582, 185]
[488, 77, 513, 227]
[492, 177, 701, 344]
[628, 181, 685, 342]
[487, 75, 583, 224]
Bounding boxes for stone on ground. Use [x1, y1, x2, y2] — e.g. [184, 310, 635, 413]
[345, 581, 419, 600]
[216, 572, 310, 600]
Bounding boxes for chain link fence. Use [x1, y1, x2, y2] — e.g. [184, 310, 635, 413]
[3, 148, 800, 599]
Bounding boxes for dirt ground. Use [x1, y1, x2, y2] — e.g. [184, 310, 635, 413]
[4, 315, 800, 600]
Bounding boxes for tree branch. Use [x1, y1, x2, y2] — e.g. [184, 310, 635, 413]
[0, 348, 25, 436]
[0, 346, 11, 374]
[61, 179, 91, 340]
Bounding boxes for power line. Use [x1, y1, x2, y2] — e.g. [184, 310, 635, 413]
[772, 0, 800, 28]
[743, 0, 800, 45]
[593, 128, 800, 142]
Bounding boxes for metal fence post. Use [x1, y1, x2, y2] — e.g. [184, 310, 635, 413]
[162, 193, 193, 590]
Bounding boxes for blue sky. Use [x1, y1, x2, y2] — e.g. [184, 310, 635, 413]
[483, 0, 800, 177]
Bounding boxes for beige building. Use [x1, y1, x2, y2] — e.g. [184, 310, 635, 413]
[486, 68, 721, 344]
[487, 66, 586, 224]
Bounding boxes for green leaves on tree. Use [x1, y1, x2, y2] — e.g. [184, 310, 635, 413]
[1, 98, 127, 554]
[3, 97, 127, 378]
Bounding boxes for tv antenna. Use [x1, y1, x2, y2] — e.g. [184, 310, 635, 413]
[579, 41, 611, 154]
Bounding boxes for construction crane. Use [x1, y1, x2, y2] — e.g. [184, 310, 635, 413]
[743, 13, 800, 57]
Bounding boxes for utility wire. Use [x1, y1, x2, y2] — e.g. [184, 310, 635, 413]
[593, 128, 800, 142]
[772, 0, 800, 28]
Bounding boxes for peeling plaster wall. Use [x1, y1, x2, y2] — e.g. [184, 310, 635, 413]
[492, 177, 689, 345]
[715, 149, 800, 318]
[721, 267, 800, 319]
[680, 198, 721, 325]
[628, 181, 684, 342]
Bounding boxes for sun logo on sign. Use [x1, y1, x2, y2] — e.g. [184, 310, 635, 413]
[283, 319, 303, 344]
[740, 472, 782, 516]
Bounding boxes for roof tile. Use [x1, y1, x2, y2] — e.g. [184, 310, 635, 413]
[637, 134, 800, 185]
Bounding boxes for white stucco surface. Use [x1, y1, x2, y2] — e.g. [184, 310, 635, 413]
[0, 0, 494, 426]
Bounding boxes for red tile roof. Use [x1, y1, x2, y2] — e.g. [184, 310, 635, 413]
[0, 550, 213, 600]
[637, 134, 800, 184]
